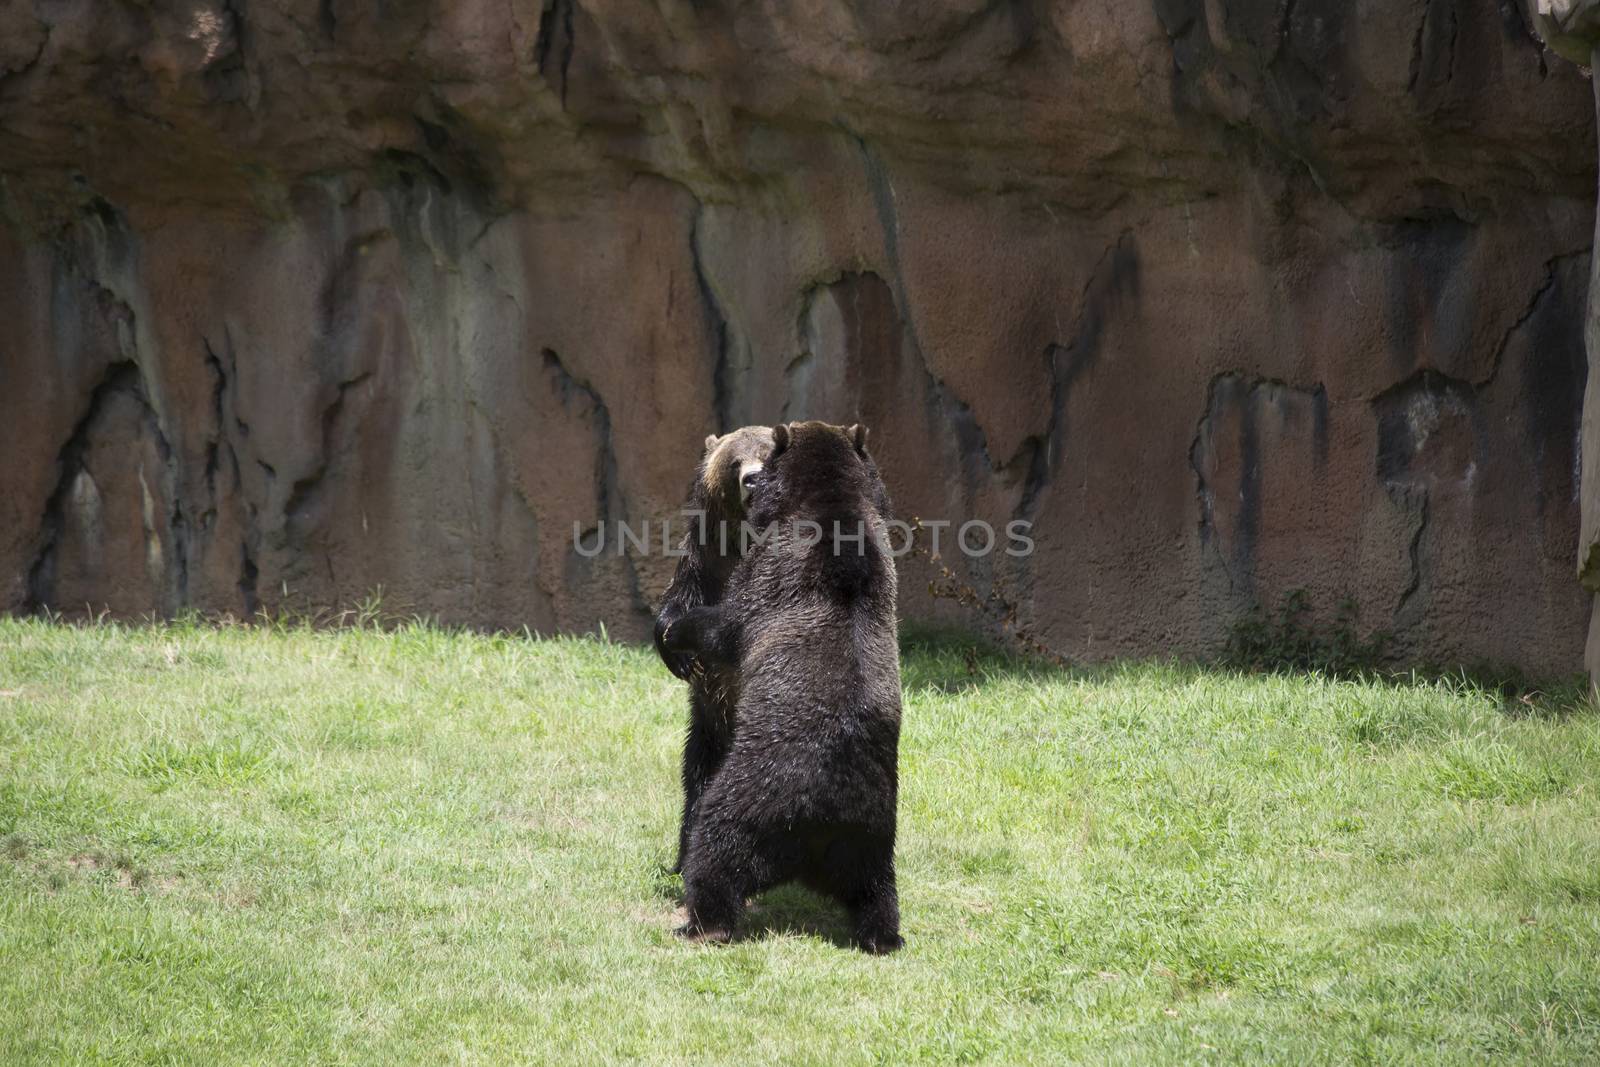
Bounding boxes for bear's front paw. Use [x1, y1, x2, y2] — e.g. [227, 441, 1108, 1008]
[663, 651, 699, 682]
[654, 614, 697, 680]
[674, 921, 733, 945]
[660, 616, 699, 657]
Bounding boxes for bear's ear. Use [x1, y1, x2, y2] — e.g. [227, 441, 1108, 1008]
[704, 433, 720, 452]
[771, 423, 790, 457]
[850, 423, 869, 456]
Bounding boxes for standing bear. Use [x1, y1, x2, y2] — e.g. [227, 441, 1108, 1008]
[660, 421, 904, 953]
[654, 425, 776, 873]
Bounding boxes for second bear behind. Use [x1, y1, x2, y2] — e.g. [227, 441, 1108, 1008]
[654, 426, 775, 873]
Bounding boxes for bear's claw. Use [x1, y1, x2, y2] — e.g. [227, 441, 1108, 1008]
[858, 932, 904, 955]
[674, 922, 733, 945]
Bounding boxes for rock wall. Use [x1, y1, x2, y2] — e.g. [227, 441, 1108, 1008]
[1, 0, 1595, 676]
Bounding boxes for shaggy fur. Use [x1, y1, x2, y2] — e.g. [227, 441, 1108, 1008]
[653, 426, 775, 873]
[661, 421, 904, 953]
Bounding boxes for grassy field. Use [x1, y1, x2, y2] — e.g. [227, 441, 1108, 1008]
[1, 617, 1598, 1064]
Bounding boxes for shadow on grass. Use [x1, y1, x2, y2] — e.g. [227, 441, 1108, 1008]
[898, 623, 1067, 694]
[737, 885, 857, 949]
[11, 609, 1590, 720]
[650, 865, 858, 949]
[898, 622, 1592, 718]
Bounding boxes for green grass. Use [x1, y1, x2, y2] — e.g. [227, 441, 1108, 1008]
[2, 617, 1599, 1064]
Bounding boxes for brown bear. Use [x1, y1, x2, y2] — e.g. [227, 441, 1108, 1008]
[654, 425, 775, 873]
[660, 421, 903, 953]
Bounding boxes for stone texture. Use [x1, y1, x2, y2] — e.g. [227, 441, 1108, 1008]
[1, 0, 1594, 676]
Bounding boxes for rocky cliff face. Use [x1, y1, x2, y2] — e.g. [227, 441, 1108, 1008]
[2, 0, 1594, 675]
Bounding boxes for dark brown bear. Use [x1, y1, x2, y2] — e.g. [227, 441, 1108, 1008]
[660, 421, 903, 953]
[654, 426, 775, 873]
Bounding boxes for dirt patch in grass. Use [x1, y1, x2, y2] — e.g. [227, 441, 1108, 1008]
[49, 849, 180, 894]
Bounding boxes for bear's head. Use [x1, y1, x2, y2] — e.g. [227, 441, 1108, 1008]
[747, 421, 891, 528]
[700, 425, 776, 516]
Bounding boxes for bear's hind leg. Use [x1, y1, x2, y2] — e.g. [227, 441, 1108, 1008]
[830, 837, 903, 955]
[678, 808, 794, 944]
[678, 845, 750, 943]
[674, 693, 730, 873]
[850, 882, 903, 955]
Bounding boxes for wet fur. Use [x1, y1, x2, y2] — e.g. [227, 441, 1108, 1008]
[662, 422, 904, 953]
